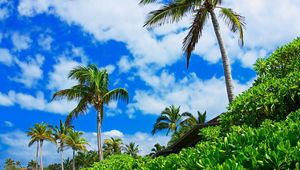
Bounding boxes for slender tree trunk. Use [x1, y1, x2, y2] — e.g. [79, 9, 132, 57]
[36, 141, 39, 170]
[209, 10, 235, 103]
[72, 149, 75, 170]
[61, 147, 64, 170]
[97, 106, 104, 161]
[39, 140, 43, 170]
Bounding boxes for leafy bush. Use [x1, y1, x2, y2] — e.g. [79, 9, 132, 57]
[86, 109, 300, 170]
[220, 38, 300, 127]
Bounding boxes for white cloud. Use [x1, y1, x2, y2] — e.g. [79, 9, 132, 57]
[38, 34, 53, 51]
[101, 64, 115, 74]
[3, 121, 13, 128]
[0, 92, 14, 106]
[11, 54, 45, 88]
[0, 48, 13, 66]
[0, 0, 10, 20]
[117, 55, 133, 73]
[11, 32, 32, 51]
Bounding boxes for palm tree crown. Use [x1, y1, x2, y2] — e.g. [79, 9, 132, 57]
[52, 64, 129, 161]
[141, 0, 245, 103]
[152, 105, 183, 135]
[181, 111, 207, 127]
[103, 137, 123, 157]
[123, 142, 139, 158]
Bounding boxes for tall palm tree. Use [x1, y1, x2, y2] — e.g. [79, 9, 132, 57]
[123, 142, 139, 158]
[103, 137, 123, 157]
[27, 160, 37, 170]
[141, 0, 245, 103]
[50, 120, 73, 170]
[66, 129, 89, 170]
[52, 64, 129, 161]
[152, 105, 183, 135]
[181, 111, 207, 127]
[28, 123, 52, 170]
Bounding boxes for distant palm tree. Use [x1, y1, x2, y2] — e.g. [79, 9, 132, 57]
[50, 120, 73, 170]
[53, 64, 129, 161]
[123, 142, 139, 158]
[181, 111, 207, 127]
[15, 161, 21, 168]
[103, 137, 123, 157]
[66, 129, 88, 170]
[27, 160, 37, 170]
[149, 143, 165, 156]
[152, 105, 183, 135]
[141, 0, 245, 103]
[28, 123, 52, 170]
[5, 158, 15, 170]
[75, 150, 98, 169]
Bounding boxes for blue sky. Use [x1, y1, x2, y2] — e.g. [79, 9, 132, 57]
[0, 0, 299, 167]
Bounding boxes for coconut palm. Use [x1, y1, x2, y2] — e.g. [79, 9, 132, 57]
[15, 161, 21, 168]
[75, 150, 98, 169]
[181, 111, 207, 127]
[141, 0, 245, 103]
[52, 64, 129, 161]
[103, 137, 123, 157]
[149, 143, 165, 156]
[50, 120, 73, 170]
[152, 105, 184, 135]
[28, 123, 52, 170]
[123, 142, 139, 158]
[27, 160, 37, 170]
[4, 158, 15, 170]
[65, 129, 88, 170]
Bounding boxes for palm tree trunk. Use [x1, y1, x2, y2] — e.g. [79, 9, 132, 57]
[36, 141, 39, 170]
[209, 10, 235, 103]
[97, 106, 104, 161]
[72, 149, 75, 170]
[39, 140, 43, 170]
[61, 148, 64, 170]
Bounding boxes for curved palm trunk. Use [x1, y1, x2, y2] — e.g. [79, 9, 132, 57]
[72, 149, 75, 170]
[36, 141, 39, 170]
[61, 147, 64, 170]
[39, 140, 44, 170]
[209, 10, 235, 103]
[97, 106, 104, 161]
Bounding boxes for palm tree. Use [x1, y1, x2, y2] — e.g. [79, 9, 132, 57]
[123, 142, 139, 158]
[27, 160, 37, 170]
[149, 143, 165, 156]
[28, 123, 52, 170]
[75, 151, 98, 169]
[5, 158, 15, 170]
[52, 64, 129, 161]
[65, 129, 89, 170]
[50, 120, 73, 170]
[103, 137, 123, 157]
[181, 111, 207, 127]
[15, 161, 21, 168]
[141, 0, 245, 103]
[152, 105, 183, 135]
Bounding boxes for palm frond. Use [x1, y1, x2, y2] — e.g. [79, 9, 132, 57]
[183, 8, 209, 68]
[103, 88, 129, 104]
[152, 122, 169, 135]
[144, 0, 199, 27]
[219, 7, 245, 46]
[139, 0, 160, 5]
[68, 66, 91, 84]
[52, 85, 90, 101]
[66, 98, 89, 125]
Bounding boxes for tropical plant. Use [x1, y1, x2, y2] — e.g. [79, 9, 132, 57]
[52, 64, 129, 161]
[63, 158, 72, 170]
[123, 142, 140, 158]
[27, 123, 52, 170]
[27, 160, 37, 170]
[152, 105, 183, 135]
[103, 137, 123, 158]
[75, 150, 98, 169]
[50, 120, 73, 170]
[141, 0, 245, 103]
[4, 158, 16, 170]
[47, 163, 61, 170]
[181, 111, 207, 127]
[65, 129, 89, 170]
[15, 161, 21, 168]
[149, 143, 165, 156]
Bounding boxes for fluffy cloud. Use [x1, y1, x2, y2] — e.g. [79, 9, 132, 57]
[0, 48, 13, 66]
[0, 92, 14, 106]
[128, 70, 252, 120]
[3, 121, 14, 128]
[11, 32, 32, 51]
[38, 34, 53, 51]
[0, 0, 10, 20]
[11, 54, 45, 88]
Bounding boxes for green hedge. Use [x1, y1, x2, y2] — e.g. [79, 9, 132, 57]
[86, 109, 300, 170]
[220, 38, 300, 127]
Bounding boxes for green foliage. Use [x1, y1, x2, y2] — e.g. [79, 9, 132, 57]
[221, 38, 300, 127]
[86, 109, 300, 170]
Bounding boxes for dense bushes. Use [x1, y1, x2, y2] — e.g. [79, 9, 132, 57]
[220, 38, 300, 127]
[86, 109, 300, 170]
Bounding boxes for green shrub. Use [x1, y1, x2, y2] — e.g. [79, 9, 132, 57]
[86, 109, 300, 170]
[220, 38, 300, 127]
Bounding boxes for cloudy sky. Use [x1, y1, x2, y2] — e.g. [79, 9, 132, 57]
[0, 0, 299, 167]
